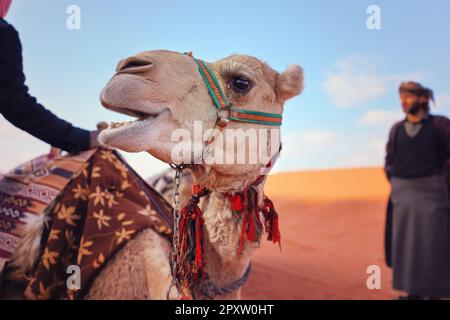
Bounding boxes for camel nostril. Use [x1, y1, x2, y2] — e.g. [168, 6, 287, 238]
[118, 57, 153, 73]
[123, 60, 152, 70]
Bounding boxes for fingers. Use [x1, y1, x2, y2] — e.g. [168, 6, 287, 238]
[49, 146, 62, 158]
[96, 121, 109, 131]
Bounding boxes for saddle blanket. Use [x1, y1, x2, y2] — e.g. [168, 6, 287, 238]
[0, 148, 173, 299]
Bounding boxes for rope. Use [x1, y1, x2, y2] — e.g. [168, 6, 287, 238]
[200, 262, 252, 299]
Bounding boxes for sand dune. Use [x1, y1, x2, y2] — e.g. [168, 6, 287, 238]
[242, 167, 399, 300]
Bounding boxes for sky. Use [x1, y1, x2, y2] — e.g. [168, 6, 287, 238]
[1, 0, 450, 178]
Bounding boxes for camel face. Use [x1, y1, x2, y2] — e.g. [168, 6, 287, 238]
[99, 50, 215, 162]
[99, 50, 303, 171]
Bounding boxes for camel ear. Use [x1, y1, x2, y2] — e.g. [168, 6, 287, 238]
[276, 65, 304, 101]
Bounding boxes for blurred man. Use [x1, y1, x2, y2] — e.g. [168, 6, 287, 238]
[385, 81, 450, 299]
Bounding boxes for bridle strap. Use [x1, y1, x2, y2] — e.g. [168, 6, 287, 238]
[192, 57, 230, 111]
[200, 262, 252, 299]
[186, 52, 283, 127]
[228, 106, 282, 126]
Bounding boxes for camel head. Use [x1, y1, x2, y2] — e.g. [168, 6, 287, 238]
[99, 50, 303, 191]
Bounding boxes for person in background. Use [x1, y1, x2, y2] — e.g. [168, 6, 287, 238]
[0, 0, 104, 153]
[385, 81, 450, 300]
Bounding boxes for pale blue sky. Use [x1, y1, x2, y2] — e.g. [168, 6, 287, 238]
[1, 0, 450, 177]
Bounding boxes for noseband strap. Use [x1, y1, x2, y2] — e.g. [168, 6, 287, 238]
[185, 52, 283, 127]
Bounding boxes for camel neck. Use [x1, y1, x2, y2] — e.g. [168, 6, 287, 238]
[196, 191, 253, 299]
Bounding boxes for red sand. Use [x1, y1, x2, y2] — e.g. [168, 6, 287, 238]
[242, 167, 400, 300]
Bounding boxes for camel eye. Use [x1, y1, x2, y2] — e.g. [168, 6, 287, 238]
[230, 76, 252, 93]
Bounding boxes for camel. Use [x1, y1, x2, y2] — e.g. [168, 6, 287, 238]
[2, 50, 303, 300]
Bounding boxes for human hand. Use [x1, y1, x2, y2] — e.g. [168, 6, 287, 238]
[89, 121, 109, 149]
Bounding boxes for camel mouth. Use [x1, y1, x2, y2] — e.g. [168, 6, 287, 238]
[98, 107, 169, 152]
[101, 100, 162, 129]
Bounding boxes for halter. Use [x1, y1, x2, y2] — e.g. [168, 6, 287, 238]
[185, 52, 283, 127]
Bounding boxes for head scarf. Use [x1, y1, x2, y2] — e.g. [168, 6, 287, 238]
[0, 0, 12, 18]
[399, 81, 435, 104]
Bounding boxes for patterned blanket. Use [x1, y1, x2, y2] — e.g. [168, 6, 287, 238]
[0, 148, 173, 299]
[0, 150, 96, 273]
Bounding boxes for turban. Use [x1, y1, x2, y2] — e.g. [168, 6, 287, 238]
[399, 81, 435, 104]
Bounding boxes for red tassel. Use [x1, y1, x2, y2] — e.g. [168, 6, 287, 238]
[175, 185, 208, 291]
[226, 193, 245, 212]
[248, 213, 256, 241]
[262, 196, 281, 250]
[228, 189, 264, 255]
[195, 207, 203, 271]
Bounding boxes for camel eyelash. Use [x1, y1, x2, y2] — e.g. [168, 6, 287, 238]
[219, 69, 249, 81]
[219, 61, 255, 79]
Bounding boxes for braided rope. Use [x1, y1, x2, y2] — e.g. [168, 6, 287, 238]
[192, 58, 226, 110]
[200, 262, 252, 299]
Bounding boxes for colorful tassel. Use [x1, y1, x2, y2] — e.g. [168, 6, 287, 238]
[262, 196, 281, 250]
[176, 185, 209, 292]
[227, 193, 245, 212]
[227, 189, 263, 255]
[174, 183, 282, 295]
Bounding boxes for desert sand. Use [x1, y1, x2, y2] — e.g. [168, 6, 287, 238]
[0, 167, 398, 300]
[242, 167, 399, 300]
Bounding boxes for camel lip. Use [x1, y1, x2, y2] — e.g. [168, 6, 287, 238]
[101, 99, 159, 120]
[104, 111, 162, 132]
[100, 98, 165, 130]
